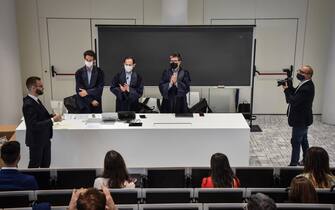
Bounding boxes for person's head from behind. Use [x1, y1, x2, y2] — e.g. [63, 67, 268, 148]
[1, 141, 20, 167]
[210, 153, 234, 187]
[304, 146, 332, 187]
[123, 56, 136, 73]
[103, 150, 129, 188]
[77, 188, 106, 210]
[26, 76, 44, 96]
[83, 50, 96, 68]
[247, 193, 276, 210]
[169, 52, 182, 69]
[288, 176, 318, 203]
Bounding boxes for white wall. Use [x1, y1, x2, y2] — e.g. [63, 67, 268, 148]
[15, 0, 334, 114]
[0, 0, 23, 124]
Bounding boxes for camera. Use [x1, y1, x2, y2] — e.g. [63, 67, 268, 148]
[277, 66, 293, 86]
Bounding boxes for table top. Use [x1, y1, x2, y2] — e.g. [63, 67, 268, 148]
[16, 113, 250, 131]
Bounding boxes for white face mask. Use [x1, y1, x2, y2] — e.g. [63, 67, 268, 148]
[124, 65, 133, 73]
[85, 60, 93, 68]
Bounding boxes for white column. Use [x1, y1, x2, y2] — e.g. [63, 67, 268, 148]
[161, 0, 188, 25]
[0, 0, 23, 124]
[322, 3, 335, 124]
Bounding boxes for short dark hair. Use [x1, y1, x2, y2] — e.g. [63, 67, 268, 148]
[77, 188, 106, 210]
[1, 141, 20, 165]
[247, 193, 277, 210]
[83, 50, 96, 60]
[123, 56, 136, 64]
[26, 76, 41, 90]
[170, 52, 182, 61]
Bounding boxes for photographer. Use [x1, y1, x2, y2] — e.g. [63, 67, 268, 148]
[282, 65, 315, 166]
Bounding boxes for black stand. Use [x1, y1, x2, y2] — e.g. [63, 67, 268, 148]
[250, 39, 262, 132]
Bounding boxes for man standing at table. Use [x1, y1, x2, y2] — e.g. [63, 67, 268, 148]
[159, 53, 191, 113]
[75, 50, 104, 113]
[22, 76, 62, 168]
[110, 56, 144, 111]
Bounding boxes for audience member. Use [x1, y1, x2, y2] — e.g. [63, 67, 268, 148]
[201, 153, 240, 188]
[0, 141, 38, 190]
[246, 193, 277, 210]
[298, 147, 335, 188]
[94, 150, 135, 189]
[68, 186, 117, 210]
[288, 176, 318, 203]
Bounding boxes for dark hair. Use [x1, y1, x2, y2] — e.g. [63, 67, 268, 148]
[304, 147, 333, 188]
[83, 50, 96, 60]
[26, 76, 41, 90]
[123, 56, 136, 64]
[210, 153, 235, 187]
[170, 52, 182, 61]
[1, 141, 20, 165]
[288, 176, 318, 203]
[102, 150, 130, 188]
[77, 188, 106, 210]
[247, 193, 277, 210]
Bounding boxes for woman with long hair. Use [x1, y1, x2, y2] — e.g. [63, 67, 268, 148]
[298, 147, 335, 188]
[201, 153, 240, 188]
[288, 176, 318, 203]
[94, 150, 135, 189]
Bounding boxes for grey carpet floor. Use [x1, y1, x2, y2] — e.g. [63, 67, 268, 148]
[249, 115, 335, 167]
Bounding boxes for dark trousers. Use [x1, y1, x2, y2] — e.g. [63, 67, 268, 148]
[289, 126, 309, 166]
[28, 140, 51, 168]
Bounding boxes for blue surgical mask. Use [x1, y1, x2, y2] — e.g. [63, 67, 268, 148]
[296, 73, 305, 81]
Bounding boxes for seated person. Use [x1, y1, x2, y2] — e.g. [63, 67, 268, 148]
[297, 147, 335, 188]
[246, 193, 277, 210]
[110, 56, 144, 112]
[288, 176, 318, 203]
[94, 150, 135, 189]
[68, 186, 116, 210]
[201, 153, 240, 188]
[0, 141, 38, 190]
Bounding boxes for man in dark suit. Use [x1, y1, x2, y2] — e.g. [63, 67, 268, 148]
[110, 56, 144, 112]
[22, 76, 62, 168]
[75, 50, 104, 113]
[283, 65, 315, 166]
[159, 53, 191, 113]
[0, 141, 38, 190]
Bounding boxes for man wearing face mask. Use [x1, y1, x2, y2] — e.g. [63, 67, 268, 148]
[22, 77, 62, 168]
[75, 50, 104, 113]
[110, 56, 144, 112]
[282, 65, 315, 166]
[159, 53, 191, 113]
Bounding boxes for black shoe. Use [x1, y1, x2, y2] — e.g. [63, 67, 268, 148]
[288, 163, 298, 166]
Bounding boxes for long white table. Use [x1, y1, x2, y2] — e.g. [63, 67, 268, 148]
[16, 113, 250, 168]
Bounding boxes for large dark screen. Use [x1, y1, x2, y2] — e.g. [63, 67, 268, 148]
[98, 25, 254, 86]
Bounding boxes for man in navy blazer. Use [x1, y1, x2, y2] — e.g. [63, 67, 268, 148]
[22, 77, 62, 168]
[0, 141, 38, 190]
[75, 50, 104, 113]
[283, 65, 315, 166]
[110, 56, 144, 112]
[159, 53, 191, 113]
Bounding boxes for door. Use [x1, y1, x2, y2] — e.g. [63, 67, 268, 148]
[47, 18, 91, 100]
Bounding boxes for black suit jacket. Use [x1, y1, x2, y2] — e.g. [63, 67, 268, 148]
[22, 96, 53, 147]
[284, 80, 315, 127]
[75, 66, 104, 113]
[110, 70, 144, 112]
[159, 67, 191, 113]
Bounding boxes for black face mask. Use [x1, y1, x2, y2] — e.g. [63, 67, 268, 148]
[296, 73, 305, 81]
[170, 62, 178, 69]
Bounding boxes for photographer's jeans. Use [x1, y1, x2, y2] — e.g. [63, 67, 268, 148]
[290, 126, 309, 166]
